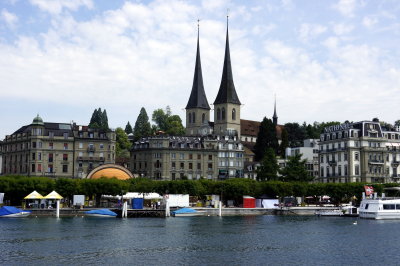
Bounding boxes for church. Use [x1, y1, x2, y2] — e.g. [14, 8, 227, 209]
[130, 18, 247, 180]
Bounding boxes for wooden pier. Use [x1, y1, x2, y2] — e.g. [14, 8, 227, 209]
[114, 209, 165, 218]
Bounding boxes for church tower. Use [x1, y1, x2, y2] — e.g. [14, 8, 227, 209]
[185, 22, 211, 136]
[273, 96, 278, 125]
[213, 16, 241, 137]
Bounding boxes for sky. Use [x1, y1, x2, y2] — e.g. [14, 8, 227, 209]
[0, 0, 399, 138]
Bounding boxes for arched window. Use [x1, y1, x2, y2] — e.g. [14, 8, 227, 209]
[192, 112, 196, 123]
[217, 108, 221, 120]
[188, 113, 192, 124]
[232, 108, 236, 120]
[222, 108, 226, 120]
[202, 113, 205, 123]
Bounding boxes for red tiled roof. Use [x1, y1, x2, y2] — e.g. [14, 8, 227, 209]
[240, 119, 260, 137]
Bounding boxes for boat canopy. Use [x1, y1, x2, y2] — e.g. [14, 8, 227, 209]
[172, 208, 198, 214]
[85, 209, 117, 216]
[0, 206, 26, 216]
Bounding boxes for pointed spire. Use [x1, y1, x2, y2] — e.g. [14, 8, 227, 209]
[186, 20, 210, 110]
[214, 14, 241, 105]
[273, 94, 278, 125]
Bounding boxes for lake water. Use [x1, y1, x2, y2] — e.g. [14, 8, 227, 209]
[1, 215, 399, 265]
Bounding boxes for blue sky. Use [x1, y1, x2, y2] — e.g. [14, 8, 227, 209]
[0, 0, 399, 138]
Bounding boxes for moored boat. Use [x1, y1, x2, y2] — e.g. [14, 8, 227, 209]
[0, 206, 31, 218]
[359, 198, 400, 219]
[171, 208, 204, 217]
[85, 209, 117, 217]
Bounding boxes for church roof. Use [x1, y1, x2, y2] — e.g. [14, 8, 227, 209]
[186, 25, 210, 110]
[214, 18, 241, 105]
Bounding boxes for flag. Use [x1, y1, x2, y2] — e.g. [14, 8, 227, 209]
[364, 185, 374, 196]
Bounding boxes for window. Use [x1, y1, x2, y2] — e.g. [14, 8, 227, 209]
[37, 164, 42, 172]
[79, 152, 83, 157]
[48, 153, 53, 163]
[49, 132, 54, 138]
[32, 153, 36, 160]
[180, 162, 184, 169]
[62, 165, 68, 173]
[208, 163, 213, 170]
[208, 155, 212, 160]
[38, 142, 42, 148]
[171, 153, 176, 159]
[217, 108, 221, 120]
[63, 154, 68, 161]
[192, 112, 196, 123]
[232, 108, 236, 120]
[189, 154, 193, 160]
[49, 143, 53, 149]
[320, 155, 324, 163]
[48, 164, 53, 173]
[197, 163, 201, 170]
[63, 132, 68, 139]
[100, 143, 104, 149]
[188, 113, 192, 124]
[99, 152, 104, 158]
[202, 113, 205, 123]
[64, 143, 68, 150]
[38, 152, 41, 160]
[172, 173, 176, 180]
[197, 154, 201, 160]
[189, 163, 193, 170]
[355, 165, 360, 175]
[171, 162, 176, 169]
[32, 142, 37, 148]
[31, 164, 35, 173]
[79, 142, 83, 149]
[180, 153, 184, 160]
[222, 108, 226, 120]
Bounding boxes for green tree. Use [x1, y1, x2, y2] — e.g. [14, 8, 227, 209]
[125, 122, 133, 134]
[395, 120, 400, 127]
[280, 154, 313, 182]
[283, 122, 306, 147]
[279, 128, 289, 158]
[152, 106, 185, 135]
[254, 117, 279, 161]
[89, 108, 109, 130]
[115, 127, 131, 158]
[133, 107, 152, 141]
[256, 148, 279, 181]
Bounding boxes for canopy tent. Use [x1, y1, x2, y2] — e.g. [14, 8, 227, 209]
[44, 191, 63, 200]
[24, 190, 44, 200]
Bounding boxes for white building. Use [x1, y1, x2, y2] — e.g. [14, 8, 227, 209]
[318, 119, 400, 183]
[285, 139, 319, 179]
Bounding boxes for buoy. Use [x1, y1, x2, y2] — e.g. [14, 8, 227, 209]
[353, 221, 357, 225]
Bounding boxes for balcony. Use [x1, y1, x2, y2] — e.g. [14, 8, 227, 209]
[368, 159, 384, 165]
[77, 156, 105, 162]
[391, 160, 400, 167]
[44, 172, 56, 177]
[392, 174, 400, 179]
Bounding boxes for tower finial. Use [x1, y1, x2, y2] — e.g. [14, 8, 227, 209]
[273, 94, 278, 125]
[227, 8, 229, 25]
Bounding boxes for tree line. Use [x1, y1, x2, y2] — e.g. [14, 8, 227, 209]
[0, 176, 394, 206]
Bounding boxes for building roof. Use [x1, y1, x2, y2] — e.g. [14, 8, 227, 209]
[186, 26, 210, 110]
[87, 164, 133, 180]
[214, 18, 241, 105]
[241, 119, 260, 137]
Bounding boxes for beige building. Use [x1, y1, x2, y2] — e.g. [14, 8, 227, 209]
[318, 119, 400, 183]
[1, 115, 116, 178]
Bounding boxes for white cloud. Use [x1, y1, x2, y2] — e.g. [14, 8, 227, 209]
[1, 9, 18, 28]
[29, 0, 93, 15]
[298, 23, 327, 42]
[362, 16, 378, 28]
[333, 23, 354, 35]
[332, 0, 357, 17]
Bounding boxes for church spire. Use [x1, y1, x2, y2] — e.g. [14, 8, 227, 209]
[186, 20, 210, 110]
[273, 95, 278, 125]
[213, 15, 241, 105]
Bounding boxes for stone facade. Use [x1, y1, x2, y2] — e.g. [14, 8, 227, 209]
[1, 116, 116, 178]
[318, 120, 400, 183]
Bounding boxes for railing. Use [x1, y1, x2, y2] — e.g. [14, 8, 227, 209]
[77, 156, 104, 161]
[368, 160, 384, 164]
[87, 147, 96, 152]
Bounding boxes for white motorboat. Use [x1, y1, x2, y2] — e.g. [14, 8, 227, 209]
[0, 206, 31, 218]
[359, 197, 400, 219]
[315, 209, 343, 216]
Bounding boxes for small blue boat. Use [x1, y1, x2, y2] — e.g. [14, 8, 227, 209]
[85, 209, 117, 217]
[171, 208, 204, 217]
[0, 206, 31, 218]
